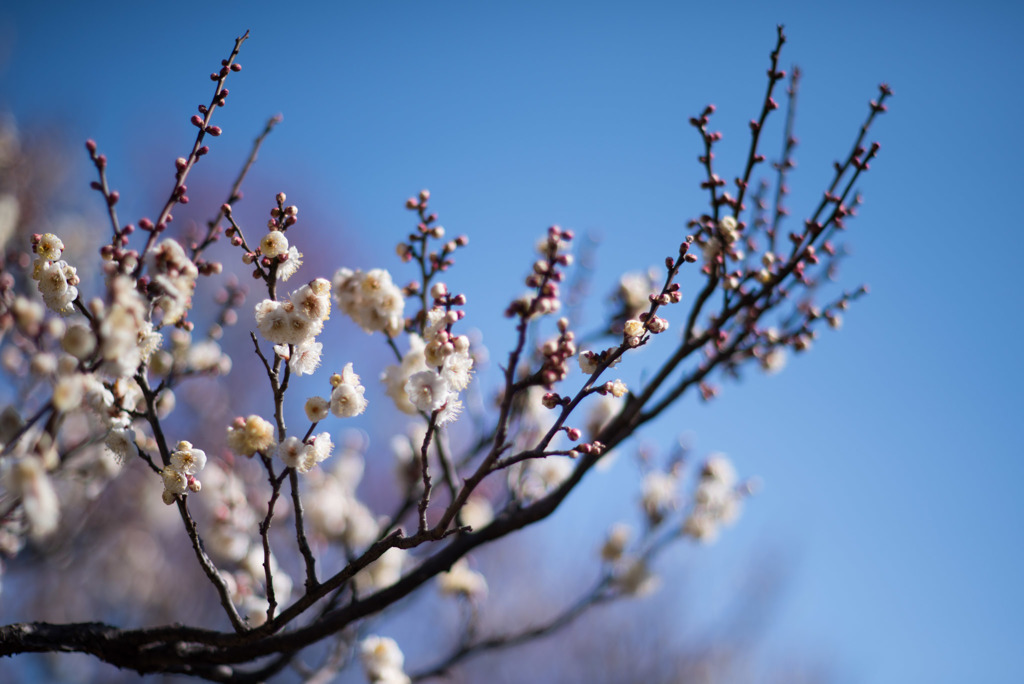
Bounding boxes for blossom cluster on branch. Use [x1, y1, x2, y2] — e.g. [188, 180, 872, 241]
[0, 25, 889, 683]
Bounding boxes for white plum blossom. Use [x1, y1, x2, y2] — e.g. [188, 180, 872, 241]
[441, 347, 473, 392]
[641, 470, 677, 526]
[360, 636, 410, 684]
[35, 232, 64, 261]
[614, 556, 661, 597]
[719, 215, 740, 243]
[170, 441, 207, 475]
[160, 440, 207, 504]
[290, 278, 331, 322]
[330, 363, 368, 418]
[614, 269, 660, 320]
[104, 427, 135, 465]
[148, 239, 199, 325]
[761, 347, 787, 374]
[2, 457, 59, 541]
[512, 456, 574, 502]
[623, 318, 645, 346]
[226, 415, 276, 457]
[381, 335, 429, 415]
[586, 393, 622, 442]
[277, 246, 303, 281]
[600, 522, 631, 563]
[579, 350, 600, 375]
[355, 547, 406, 593]
[35, 259, 78, 314]
[434, 392, 463, 426]
[460, 495, 494, 530]
[333, 267, 405, 337]
[304, 396, 330, 422]
[682, 453, 744, 544]
[276, 338, 322, 376]
[437, 558, 488, 600]
[405, 370, 449, 413]
[309, 432, 333, 464]
[160, 466, 189, 504]
[259, 230, 288, 258]
[275, 436, 307, 471]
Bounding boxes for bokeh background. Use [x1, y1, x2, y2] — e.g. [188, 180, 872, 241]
[0, 2, 1021, 682]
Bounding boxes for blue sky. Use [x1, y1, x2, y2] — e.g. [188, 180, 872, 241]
[1, 2, 1022, 682]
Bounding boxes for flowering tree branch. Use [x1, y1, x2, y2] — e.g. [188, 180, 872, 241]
[0, 24, 890, 683]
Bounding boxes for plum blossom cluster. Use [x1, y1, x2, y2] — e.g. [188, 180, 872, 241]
[255, 277, 331, 375]
[275, 432, 333, 474]
[682, 454, 748, 544]
[333, 267, 405, 337]
[592, 452, 751, 601]
[360, 635, 411, 684]
[160, 440, 207, 505]
[372, 282, 473, 424]
[30, 233, 79, 314]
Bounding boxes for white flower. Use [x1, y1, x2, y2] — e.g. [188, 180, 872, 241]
[601, 523, 631, 562]
[256, 300, 321, 345]
[354, 547, 406, 593]
[104, 428, 135, 465]
[437, 558, 488, 599]
[424, 306, 448, 339]
[333, 267, 405, 336]
[586, 393, 622, 442]
[35, 232, 64, 260]
[290, 279, 332, 322]
[513, 456, 573, 502]
[702, 453, 737, 487]
[682, 511, 720, 543]
[719, 215, 739, 242]
[37, 260, 78, 314]
[260, 230, 288, 258]
[683, 454, 744, 543]
[3, 457, 59, 540]
[615, 556, 660, 597]
[579, 350, 600, 374]
[441, 349, 474, 391]
[309, 432, 333, 463]
[360, 636, 409, 684]
[276, 246, 303, 281]
[434, 392, 463, 426]
[615, 270, 658, 318]
[343, 499, 381, 550]
[304, 476, 350, 539]
[460, 495, 494, 530]
[641, 470, 677, 525]
[304, 396, 330, 422]
[405, 370, 449, 413]
[226, 415, 276, 456]
[170, 440, 207, 475]
[275, 436, 308, 471]
[52, 374, 86, 412]
[623, 318, 645, 346]
[761, 347, 787, 374]
[161, 466, 189, 496]
[288, 339, 322, 376]
[186, 340, 226, 373]
[331, 379, 368, 418]
[381, 335, 428, 414]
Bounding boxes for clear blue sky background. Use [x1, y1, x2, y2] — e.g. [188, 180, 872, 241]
[1, 2, 1022, 682]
